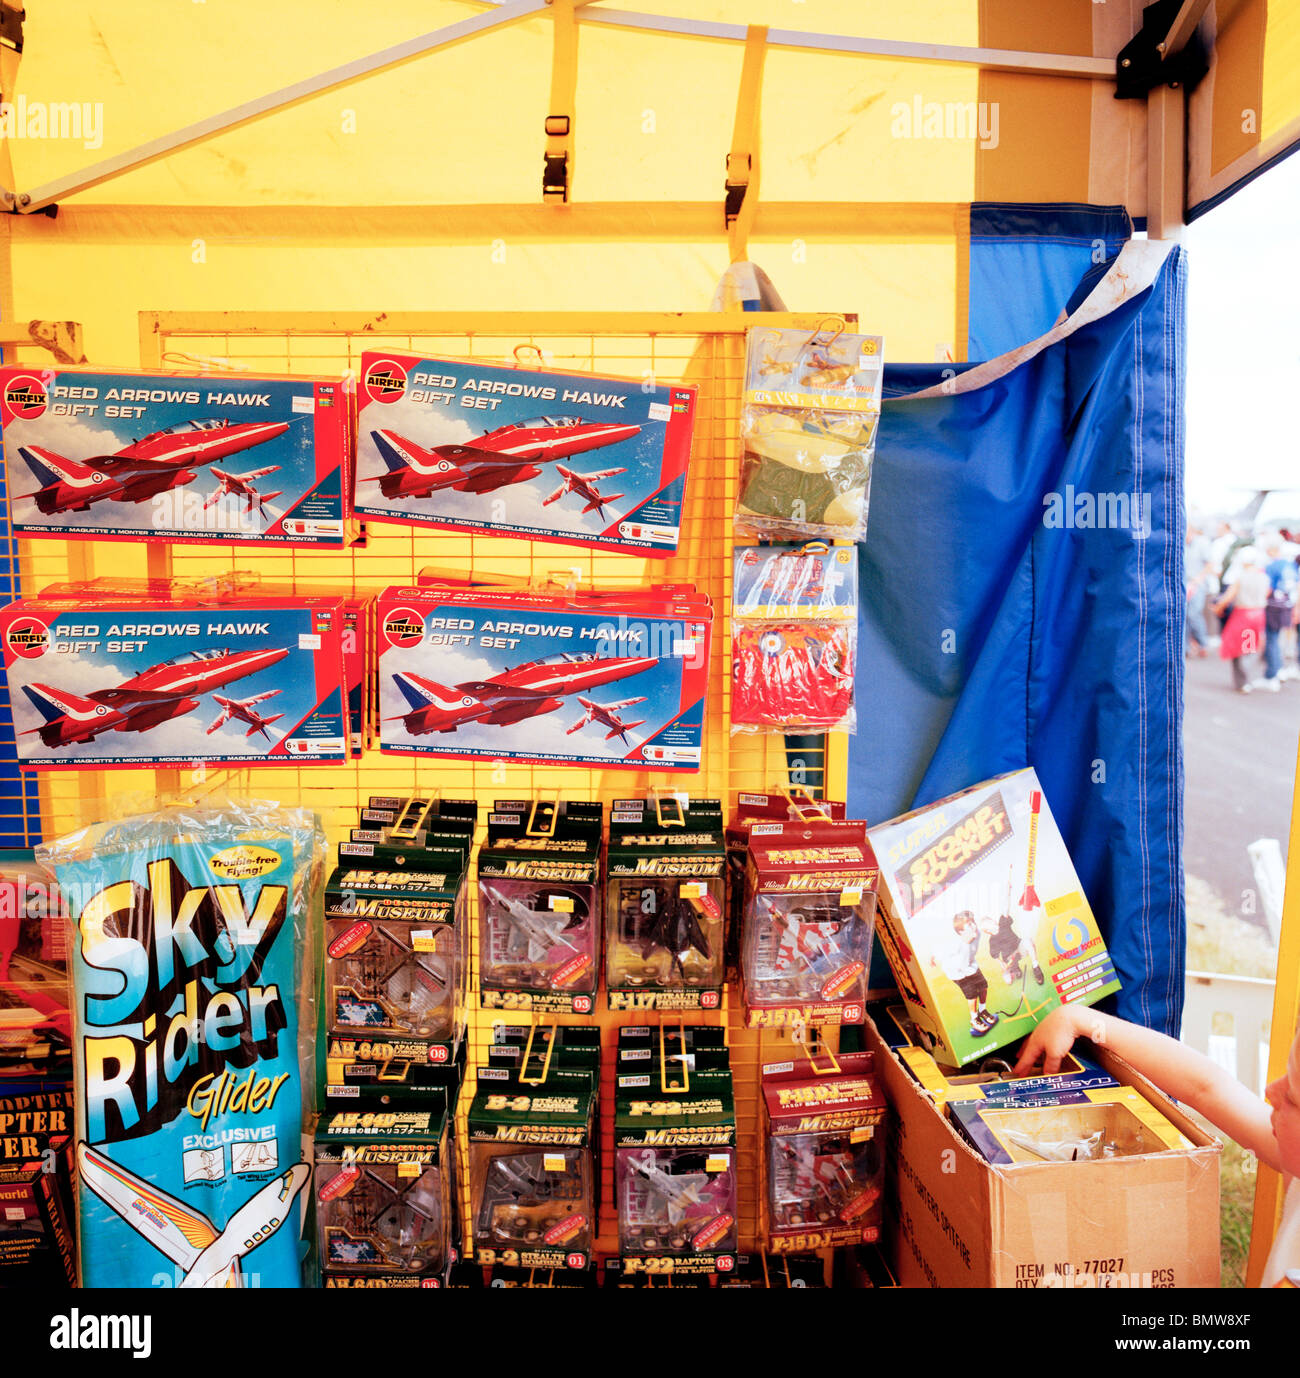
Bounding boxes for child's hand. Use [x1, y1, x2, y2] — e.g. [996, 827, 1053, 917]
[1012, 1005, 1101, 1077]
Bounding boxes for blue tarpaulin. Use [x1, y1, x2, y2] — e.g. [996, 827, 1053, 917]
[851, 234, 1186, 1037]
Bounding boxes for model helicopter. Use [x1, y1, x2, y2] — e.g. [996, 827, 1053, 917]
[331, 925, 450, 1039]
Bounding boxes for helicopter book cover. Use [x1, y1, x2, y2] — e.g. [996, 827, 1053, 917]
[376, 585, 712, 772]
[0, 595, 350, 768]
[354, 351, 697, 554]
[0, 365, 353, 548]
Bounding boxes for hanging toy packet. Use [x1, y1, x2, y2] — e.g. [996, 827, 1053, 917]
[39, 799, 323, 1288]
[731, 543, 859, 734]
[735, 323, 884, 543]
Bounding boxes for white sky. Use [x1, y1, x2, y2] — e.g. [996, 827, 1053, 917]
[1185, 151, 1300, 525]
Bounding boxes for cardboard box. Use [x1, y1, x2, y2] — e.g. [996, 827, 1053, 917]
[866, 768, 1121, 1067]
[0, 1085, 76, 1286]
[863, 1017, 1221, 1289]
[0, 366, 353, 548]
[355, 351, 697, 555]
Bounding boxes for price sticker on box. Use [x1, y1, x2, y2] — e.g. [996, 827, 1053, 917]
[549, 895, 575, 913]
[839, 886, 863, 906]
[679, 881, 707, 900]
[411, 929, 438, 952]
[706, 1155, 731, 1175]
[544, 1154, 568, 1173]
[398, 1161, 422, 1179]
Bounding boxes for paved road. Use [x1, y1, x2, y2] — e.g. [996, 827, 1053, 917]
[1183, 645, 1299, 926]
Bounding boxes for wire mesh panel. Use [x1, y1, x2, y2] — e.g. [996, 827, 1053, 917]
[13, 310, 851, 1264]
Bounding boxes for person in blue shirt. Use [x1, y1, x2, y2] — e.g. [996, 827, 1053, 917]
[1258, 535, 1299, 689]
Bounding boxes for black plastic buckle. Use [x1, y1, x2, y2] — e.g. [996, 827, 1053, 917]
[724, 152, 751, 228]
[543, 151, 569, 202]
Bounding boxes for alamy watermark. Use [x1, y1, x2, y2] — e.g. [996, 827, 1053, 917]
[1043, 486, 1152, 539]
[0, 97, 104, 150]
[891, 96, 999, 150]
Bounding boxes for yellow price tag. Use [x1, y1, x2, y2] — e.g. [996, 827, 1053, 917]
[851, 1126, 874, 1144]
[705, 1154, 730, 1174]
[412, 930, 439, 952]
[839, 887, 863, 906]
[549, 895, 575, 913]
[679, 881, 706, 899]
[398, 1161, 422, 1178]
[543, 1153, 567, 1172]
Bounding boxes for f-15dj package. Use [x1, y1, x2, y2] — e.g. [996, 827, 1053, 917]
[477, 798, 602, 1014]
[354, 349, 696, 554]
[376, 583, 712, 771]
[0, 590, 351, 768]
[0, 365, 353, 547]
[40, 799, 323, 1288]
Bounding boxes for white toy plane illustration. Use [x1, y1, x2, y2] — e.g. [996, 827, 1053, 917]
[204, 464, 284, 515]
[77, 1142, 310, 1287]
[207, 689, 285, 739]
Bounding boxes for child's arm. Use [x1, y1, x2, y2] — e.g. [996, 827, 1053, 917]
[1014, 1005, 1281, 1171]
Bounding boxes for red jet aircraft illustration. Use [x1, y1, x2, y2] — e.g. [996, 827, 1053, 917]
[365, 415, 640, 501]
[21, 646, 289, 747]
[389, 652, 658, 736]
[205, 465, 284, 515]
[207, 690, 285, 739]
[16, 418, 291, 515]
[542, 464, 627, 519]
[565, 695, 648, 742]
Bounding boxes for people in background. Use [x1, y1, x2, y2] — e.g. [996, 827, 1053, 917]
[1262, 534, 1299, 687]
[1214, 546, 1270, 692]
[1185, 523, 1214, 658]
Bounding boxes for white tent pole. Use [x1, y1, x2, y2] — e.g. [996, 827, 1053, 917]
[8, 0, 549, 215]
[511, 5, 1114, 78]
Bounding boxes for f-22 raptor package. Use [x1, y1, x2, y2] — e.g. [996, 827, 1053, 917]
[40, 799, 324, 1288]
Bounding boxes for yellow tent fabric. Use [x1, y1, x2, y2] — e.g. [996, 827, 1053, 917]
[3, 1, 1296, 361]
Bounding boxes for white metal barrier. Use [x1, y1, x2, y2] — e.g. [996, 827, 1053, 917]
[1182, 970, 1275, 1095]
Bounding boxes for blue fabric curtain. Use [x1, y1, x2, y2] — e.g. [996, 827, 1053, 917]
[851, 236, 1187, 1037]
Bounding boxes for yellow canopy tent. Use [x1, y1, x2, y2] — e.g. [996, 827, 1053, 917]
[0, 0, 1297, 1285]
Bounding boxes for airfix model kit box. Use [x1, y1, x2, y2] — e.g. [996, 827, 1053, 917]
[862, 1015, 1221, 1288]
[0, 594, 350, 768]
[0, 1084, 76, 1286]
[742, 818, 878, 1029]
[376, 584, 712, 772]
[467, 1066, 598, 1271]
[477, 799, 602, 1014]
[760, 1050, 885, 1254]
[314, 1098, 452, 1287]
[324, 843, 469, 1073]
[614, 1053, 738, 1276]
[0, 849, 71, 1051]
[0, 366, 353, 547]
[355, 350, 697, 555]
[606, 796, 725, 1012]
[865, 769, 1122, 1068]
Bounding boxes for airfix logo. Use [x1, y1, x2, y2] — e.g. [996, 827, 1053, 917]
[6, 616, 48, 659]
[363, 359, 408, 404]
[5, 374, 48, 419]
[383, 608, 425, 648]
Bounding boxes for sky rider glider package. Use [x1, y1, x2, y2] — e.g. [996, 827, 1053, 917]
[376, 582, 712, 772]
[865, 768, 1122, 1069]
[742, 817, 878, 1029]
[355, 350, 697, 554]
[0, 592, 351, 768]
[0, 365, 353, 548]
[735, 325, 883, 544]
[40, 799, 323, 1289]
[477, 799, 601, 1014]
[732, 543, 858, 734]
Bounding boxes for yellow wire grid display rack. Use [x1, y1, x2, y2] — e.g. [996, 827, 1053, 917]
[15, 309, 853, 1272]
